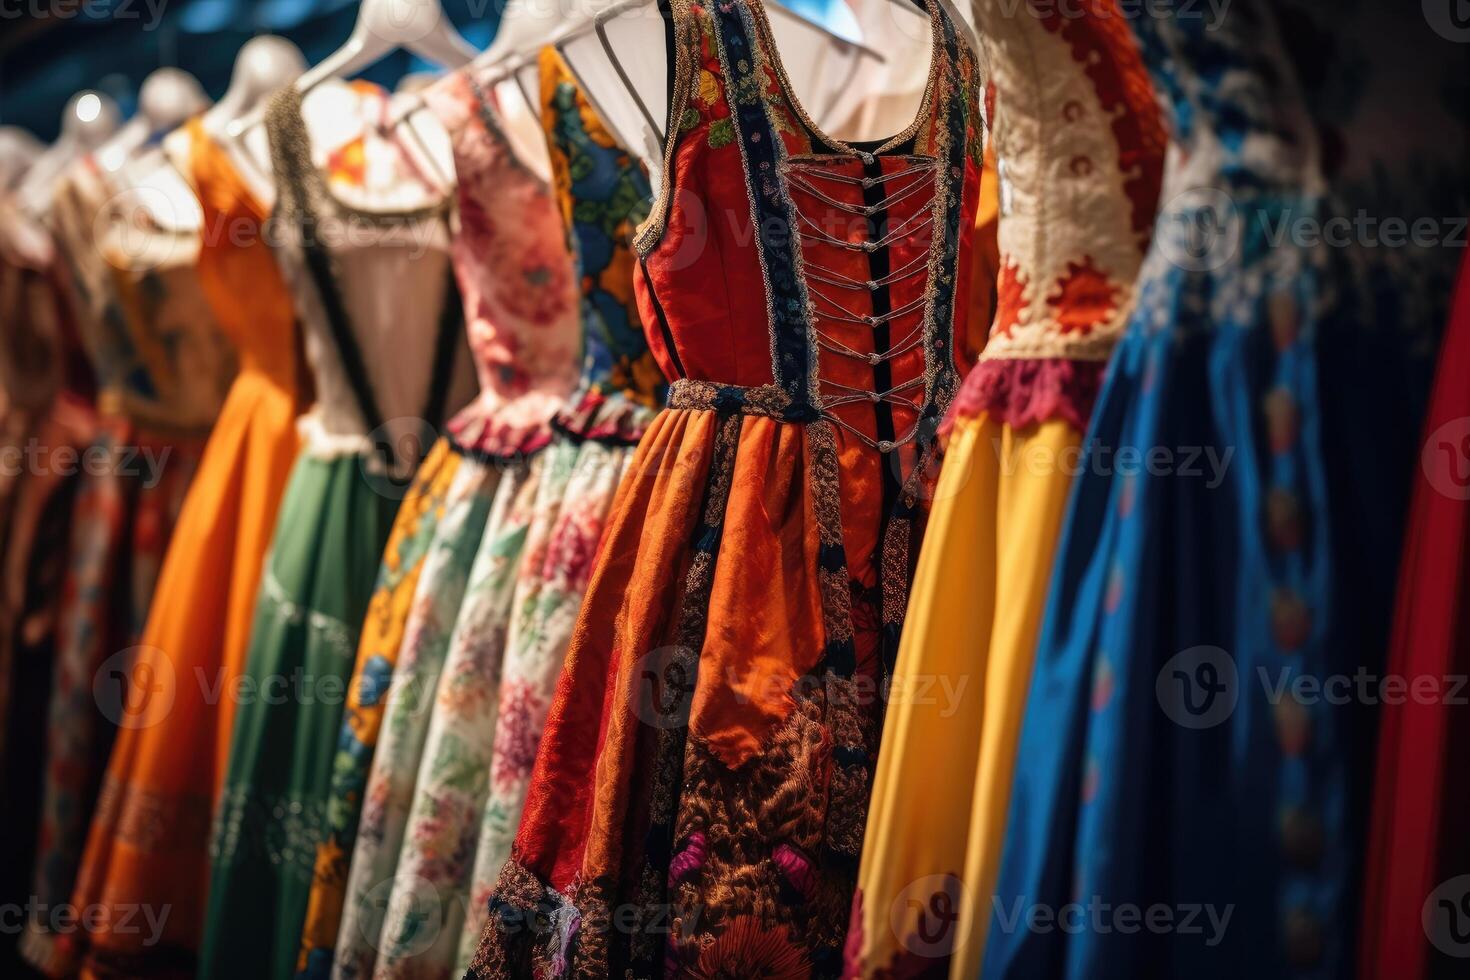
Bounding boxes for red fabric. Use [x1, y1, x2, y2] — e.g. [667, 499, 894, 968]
[1359, 244, 1470, 980]
[509, 1, 983, 969]
[633, 117, 782, 390]
[944, 356, 1107, 434]
[512, 409, 717, 889]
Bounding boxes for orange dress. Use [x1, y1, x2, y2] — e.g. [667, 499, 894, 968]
[68, 121, 306, 978]
[468, 0, 982, 974]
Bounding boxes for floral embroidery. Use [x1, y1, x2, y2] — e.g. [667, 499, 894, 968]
[964, 0, 1167, 425]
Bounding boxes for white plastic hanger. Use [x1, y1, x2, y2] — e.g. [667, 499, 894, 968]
[172, 35, 309, 205]
[0, 127, 44, 192]
[204, 35, 308, 138]
[17, 90, 121, 215]
[228, 0, 477, 139]
[549, 0, 929, 182]
[228, 0, 475, 196]
[461, 0, 887, 182]
[376, 0, 570, 181]
[95, 68, 211, 175]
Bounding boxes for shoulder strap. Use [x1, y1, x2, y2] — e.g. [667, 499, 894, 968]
[265, 88, 391, 449]
[632, 0, 699, 254]
[418, 258, 463, 436]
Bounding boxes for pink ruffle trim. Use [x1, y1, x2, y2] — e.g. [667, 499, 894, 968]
[447, 409, 556, 459]
[553, 388, 658, 445]
[943, 356, 1107, 434]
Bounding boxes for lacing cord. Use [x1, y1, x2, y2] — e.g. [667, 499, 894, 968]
[817, 322, 929, 365]
[789, 161, 935, 187]
[784, 159, 944, 455]
[786, 166, 937, 218]
[805, 286, 935, 327]
[802, 249, 929, 292]
[796, 206, 935, 252]
[819, 375, 929, 453]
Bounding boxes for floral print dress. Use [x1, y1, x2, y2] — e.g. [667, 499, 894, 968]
[358, 48, 667, 980]
[325, 65, 582, 980]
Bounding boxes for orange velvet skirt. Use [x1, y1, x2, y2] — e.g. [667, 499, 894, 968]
[466, 380, 935, 978]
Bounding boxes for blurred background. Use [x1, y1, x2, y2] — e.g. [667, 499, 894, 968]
[1, 0, 502, 140]
[0, 0, 850, 141]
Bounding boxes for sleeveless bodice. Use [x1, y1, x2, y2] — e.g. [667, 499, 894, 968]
[635, 0, 982, 474]
[425, 68, 583, 456]
[187, 120, 301, 389]
[265, 82, 477, 474]
[49, 156, 234, 432]
[954, 0, 1164, 428]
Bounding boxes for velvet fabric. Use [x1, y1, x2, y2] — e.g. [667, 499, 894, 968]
[467, 0, 983, 974]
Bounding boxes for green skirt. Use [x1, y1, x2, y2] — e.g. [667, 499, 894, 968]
[200, 452, 404, 980]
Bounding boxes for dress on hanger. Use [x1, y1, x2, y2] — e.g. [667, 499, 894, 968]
[1360, 244, 1470, 980]
[363, 48, 667, 980]
[22, 153, 234, 978]
[317, 66, 582, 980]
[848, 2, 1165, 974]
[0, 192, 95, 979]
[986, 4, 1470, 978]
[293, 438, 481, 980]
[469, 1, 982, 975]
[66, 119, 310, 979]
[201, 81, 476, 980]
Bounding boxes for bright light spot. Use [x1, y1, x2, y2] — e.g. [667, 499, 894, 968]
[76, 93, 102, 123]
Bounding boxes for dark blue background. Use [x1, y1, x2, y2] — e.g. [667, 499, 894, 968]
[0, 0, 504, 140]
[0, 0, 845, 142]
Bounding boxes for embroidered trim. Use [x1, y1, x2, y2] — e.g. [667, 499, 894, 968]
[208, 785, 328, 872]
[710, 0, 817, 403]
[552, 389, 658, 447]
[633, 0, 699, 255]
[623, 410, 744, 977]
[91, 775, 214, 855]
[945, 355, 1107, 431]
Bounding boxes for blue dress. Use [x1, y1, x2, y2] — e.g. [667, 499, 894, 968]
[985, 3, 1470, 978]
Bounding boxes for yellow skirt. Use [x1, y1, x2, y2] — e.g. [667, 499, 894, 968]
[852, 411, 1080, 977]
